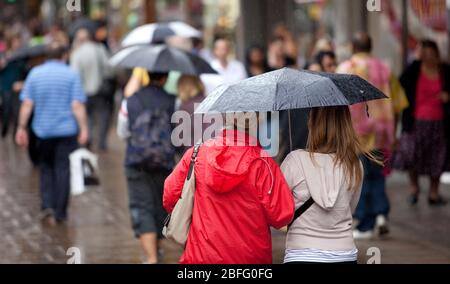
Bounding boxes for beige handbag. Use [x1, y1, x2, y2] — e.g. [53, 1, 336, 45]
[163, 144, 201, 246]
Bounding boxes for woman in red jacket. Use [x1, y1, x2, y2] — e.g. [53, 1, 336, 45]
[164, 121, 294, 264]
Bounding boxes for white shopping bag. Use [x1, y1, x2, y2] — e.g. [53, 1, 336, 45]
[70, 148, 99, 196]
[441, 172, 450, 185]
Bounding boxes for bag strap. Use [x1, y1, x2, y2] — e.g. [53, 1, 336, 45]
[288, 197, 315, 229]
[187, 143, 202, 180]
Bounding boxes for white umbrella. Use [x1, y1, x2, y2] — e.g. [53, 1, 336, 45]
[121, 21, 202, 47]
[110, 45, 217, 76]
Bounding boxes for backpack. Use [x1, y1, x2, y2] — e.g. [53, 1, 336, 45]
[127, 94, 175, 171]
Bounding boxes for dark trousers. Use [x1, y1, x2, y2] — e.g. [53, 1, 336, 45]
[126, 167, 169, 238]
[354, 154, 390, 232]
[87, 95, 113, 150]
[38, 136, 78, 221]
[1, 90, 20, 137]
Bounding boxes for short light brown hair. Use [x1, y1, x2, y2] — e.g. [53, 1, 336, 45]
[177, 75, 204, 102]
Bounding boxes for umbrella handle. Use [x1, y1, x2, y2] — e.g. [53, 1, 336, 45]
[288, 110, 293, 153]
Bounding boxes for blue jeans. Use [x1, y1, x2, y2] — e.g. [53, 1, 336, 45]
[354, 154, 390, 232]
[38, 136, 78, 221]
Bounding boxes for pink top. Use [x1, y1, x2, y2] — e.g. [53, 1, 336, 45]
[415, 72, 444, 120]
[337, 53, 395, 151]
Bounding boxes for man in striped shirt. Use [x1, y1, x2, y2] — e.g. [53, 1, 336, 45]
[15, 42, 88, 224]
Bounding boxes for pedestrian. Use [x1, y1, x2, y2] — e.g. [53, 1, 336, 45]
[304, 51, 337, 73]
[337, 32, 396, 239]
[393, 39, 450, 206]
[305, 61, 322, 72]
[303, 37, 335, 73]
[211, 37, 247, 85]
[272, 24, 298, 67]
[175, 75, 207, 155]
[12, 49, 48, 166]
[117, 72, 175, 264]
[70, 28, 114, 151]
[281, 106, 377, 264]
[0, 33, 25, 137]
[164, 113, 295, 264]
[245, 45, 271, 77]
[384, 74, 409, 177]
[15, 42, 88, 224]
[315, 51, 337, 73]
[267, 37, 288, 70]
[191, 36, 214, 63]
[311, 37, 334, 56]
[124, 67, 150, 98]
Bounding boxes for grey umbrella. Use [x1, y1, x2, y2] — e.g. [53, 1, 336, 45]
[195, 68, 387, 113]
[7, 44, 48, 63]
[195, 68, 388, 151]
[110, 45, 217, 76]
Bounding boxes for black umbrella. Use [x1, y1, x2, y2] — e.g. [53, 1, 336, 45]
[7, 44, 48, 63]
[195, 68, 387, 113]
[110, 45, 217, 76]
[195, 68, 388, 151]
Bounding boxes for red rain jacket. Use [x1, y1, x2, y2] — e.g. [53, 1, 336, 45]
[164, 129, 294, 264]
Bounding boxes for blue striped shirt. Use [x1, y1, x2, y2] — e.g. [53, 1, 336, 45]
[20, 60, 86, 139]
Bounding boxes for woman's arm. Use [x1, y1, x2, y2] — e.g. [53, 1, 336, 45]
[163, 147, 194, 213]
[124, 73, 142, 98]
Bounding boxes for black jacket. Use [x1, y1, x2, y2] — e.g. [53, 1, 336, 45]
[399, 61, 450, 136]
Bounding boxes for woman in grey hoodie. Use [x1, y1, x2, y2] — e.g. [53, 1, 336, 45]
[281, 106, 380, 264]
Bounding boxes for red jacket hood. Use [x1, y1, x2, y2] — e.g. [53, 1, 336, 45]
[204, 129, 264, 193]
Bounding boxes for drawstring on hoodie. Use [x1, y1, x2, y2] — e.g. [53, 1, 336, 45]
[257, 158, 274, 195]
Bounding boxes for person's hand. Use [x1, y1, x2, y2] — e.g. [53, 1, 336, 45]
[440, 91, 450, 103]
[13, 81, 24, 93]
[15, 127, 29, 148]
[78, 127, 89, 146]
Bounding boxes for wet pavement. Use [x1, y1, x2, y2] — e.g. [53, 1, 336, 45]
[0, 133, 449, 264]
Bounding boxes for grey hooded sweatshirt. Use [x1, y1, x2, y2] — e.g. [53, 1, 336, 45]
[281, 150, 363, 251]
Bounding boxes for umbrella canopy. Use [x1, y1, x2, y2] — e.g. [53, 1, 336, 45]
[121, 21, 201, 47]
[7, 44, 48, 63]
[195, 68, 388, 114]
[110, 45, 217, 76]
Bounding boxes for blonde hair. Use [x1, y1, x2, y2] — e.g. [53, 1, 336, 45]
[307, 106, 382, 189]
[177, 75, 205, 103]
